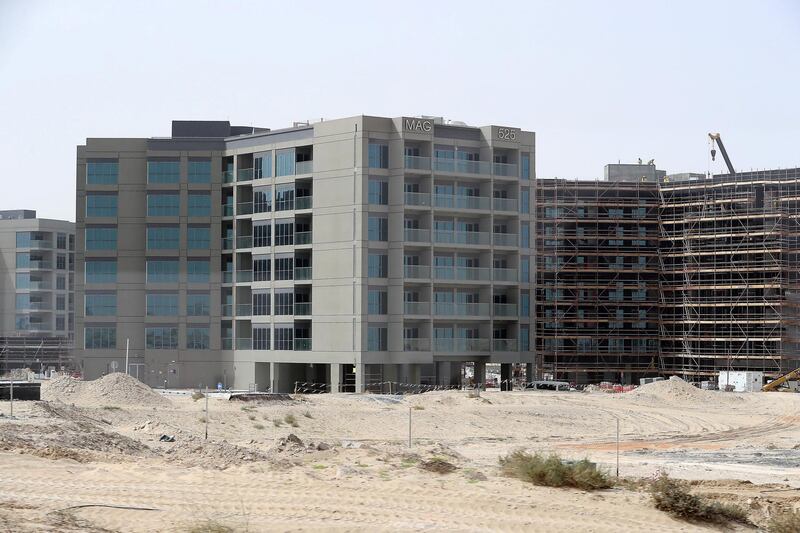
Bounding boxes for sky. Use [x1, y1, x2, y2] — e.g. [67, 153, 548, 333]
[0, 0, 798, 222]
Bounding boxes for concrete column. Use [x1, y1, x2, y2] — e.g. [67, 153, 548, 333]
[525, 363, 534, 384]
[330, 363, 341, 393]
[501, 363, 513, 391]
[474, 362, 486, 389]
[354, 363, 365, 393]
[269, 362, 279, 393]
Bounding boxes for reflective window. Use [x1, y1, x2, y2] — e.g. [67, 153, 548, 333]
[147, 160, 180, 184]
[368, 143, 389, 168]
[187, 259, 210, 283]
[253, 292, 270, 316]
[254, 223, 271, 248]
[368, 216, 388, 241]
[85, 260, 117, 283]
[146, 327, 178, 349]
[276, 149, 295, 177]
[85, 326, 116, 349]
[274, 290, 294, 315]
[368, 179, 388, 205]
[253, 326, 270, 350]
[253, 257, 271, 281]
[274, 256, 293, 280]
[146, 293, 179, 316]
[188, 193, 211, 216]
[146, 259, 179, 283]
[188, 159, 211, 184]
[187, 226, 210, 249]
[521, 153, 531, 180]
[186, 327, 210, 349]
[367, 324, 388, 351]
[274, 220, 293, 246]
[255, 153, 272, 179]
[186, 293, 210, 316]
[254, 187, 272, 213]
[86, 227, 117, 250]
[275, 184, 295, 211]
[87, 194, 118, 217]
[368, 288, 387, 314]
[85, 293, 116, 316]
[147, 194, 179, 216]
[147, 226, 179, 250]
[367, 253, 387, 278]
[86, 161, 118, 185]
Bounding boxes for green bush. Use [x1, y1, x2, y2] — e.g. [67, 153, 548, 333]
[499, 451, 612, 490]
[650, 474, 748, 525]
[767, 508, 800, 533]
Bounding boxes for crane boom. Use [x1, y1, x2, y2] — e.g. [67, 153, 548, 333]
[708, 133, 736, 175]
[761, 368, 800, 392]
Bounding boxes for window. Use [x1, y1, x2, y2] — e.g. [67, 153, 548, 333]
[520, 257, 530, 282]
[187, 326, 210, 349]
[368, 288, 387, 314]
[254, 222, 271, 248]
[520, 293, 530, 317]
[520, 190, 530, 214]
[253, 292, 270, 315]
[57, 233, 67, 249]
[56, 275, 65, 290]
[254, 187, 272, 213]
[520, 223, 530, 248]
[69, 234, 75, 251]
[274, 325, 293, 350]
[368, 216, 388, 241]
[15, 232, 30, 247]
[16, 253, 29, 268]
[85, 326, 116, 348]
[187, 259, 210, 283]
[147, 160, 180, 184]
[147, 194, 180, 216]
[146, 327, 178, 349]
[368, 179, 388, 205]
[15, 294, 29, 310]
[86, 227, 117, 250]
[15, 315, 30, 330]
[56, 254, 66, 270]
[187, 293, 210, 316]
[188, 159, 211, 184]
[187, 226, 210, 249]
[275, 256, 293, 280]
[368, 143, 389, 168]
[274, 220, 294, 246]
[253, 257, 271, 281]
[367, 324, 388, 351]
[87, 160, 119, 185]
[274, 290, 294, 315]
[85, 293, 116, 316]
[368, 253, 387, 278]
[253, 327, 270, 350]
[276, 149, 296, 177]
[86, 194, 118, 217]
[146, 259, 179, 283]
[16, 273, 30, 289]
[188, 193, 211, 216]
[86, 260, 117, 283]
[56, 316, 66, 331]
[69, 254, 75, 271]
[275, 184, 295, 211]
[146, 293, 179, 316]
[521, 153, 531, 180]
[147, 226, 179, 250]
[255, 153, 272, 180]
[520, 326, 530, 351]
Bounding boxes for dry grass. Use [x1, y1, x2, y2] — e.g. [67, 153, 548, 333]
[191, 391, 205, 401]
[411, 405, 425, 410]
[650, 474, 749, 525]
[284, 414, 299, 427]
[419, 457, 457, 474]
[184, 519, 235, 533]
[767, 508, 800, 533]
[272, 418, 282, 427]
[499, 451, 612, 491]
[247, 414, 256, 421]
[252, 423, 264, 430]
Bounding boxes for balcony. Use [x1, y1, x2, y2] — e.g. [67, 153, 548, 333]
[403, 338, 430, 351]
[236, 338, 252, 350]
[236, 304, 252, 316]
[404, 155, 431, 171]
[433, 194, 491, 211]
[295, 338, 312, 351]
[222, 304, 233, 317]
[237, 202, 253, 215]
[28, 261, 52, 270]
[433, 158, 492, 175]
[222, 170, 234, 183]
[493, 303, 518, 317]
[493, 163, 518, 177]
[295, 303, 312, 316]
[433, 230, 490, 246]
[28, 281, 51, 290]
[432, 302, 491, 317]
[295, 267, 312, 280]
[222, 238, 234, 250]
[295, 231, 312, 245]
[493, 233, 518, 247]
[295, 160, 313, 175]
[223, 204, 234, 217]
[404, 301, 430, 315]
[433, 266, 491, 281]
[222, 271, 233, 283]
[295, 196, 312, 210]
[493, 338, 518, 351]
[236, 236, 252, 248]
[27, 302, 52, 311]
[404, 265, 430, 279]
[404, 228, 430, 243]
[236, 270, 252, 282]
[404, 192, 431, 207]
[222, 338, 233, 350]
[493, 198, 518, 212]
[26, 240, 52, 249]
[237, 168, 254, 182]
[433, 338, 491, 353]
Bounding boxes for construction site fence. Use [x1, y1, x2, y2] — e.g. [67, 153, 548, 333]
[292, 380, 534, 395]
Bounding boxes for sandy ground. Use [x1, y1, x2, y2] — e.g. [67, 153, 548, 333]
[1, 375, 799, 531]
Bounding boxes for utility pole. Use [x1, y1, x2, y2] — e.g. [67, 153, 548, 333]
[204, 386, 209, 440]
[9, 379, 13, 418]
[125, 338, 129, 375]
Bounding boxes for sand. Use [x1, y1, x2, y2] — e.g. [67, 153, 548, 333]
[2, 378, 800, 531]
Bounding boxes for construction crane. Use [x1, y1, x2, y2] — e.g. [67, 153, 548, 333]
[761, 368, 800, 392]
[708, 133, 736, 175]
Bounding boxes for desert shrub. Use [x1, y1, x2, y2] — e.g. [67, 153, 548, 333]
[284, 413, 296, 424]
[499, 451, 611, 490]
[767, 508, 800, 533]
[412, 405, 425, 410]
[198, 416, 207, 423]
[248, 414, 256, 421]
[185, 520, 234, 533]
[650, 474, 748, 525]
[101, 405, 121, 411]
[253, 423, 264, 430]
[191, 391, 205, 401]
[272, 418, 282, 427]
[419, 457, 457, 474]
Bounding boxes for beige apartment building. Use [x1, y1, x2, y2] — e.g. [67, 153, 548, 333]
[75, 116, 536, 391]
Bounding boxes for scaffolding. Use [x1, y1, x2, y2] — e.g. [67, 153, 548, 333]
[0, 335, 73, 375]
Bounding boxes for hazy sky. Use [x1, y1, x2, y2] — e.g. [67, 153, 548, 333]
[1, 0, 798, 221]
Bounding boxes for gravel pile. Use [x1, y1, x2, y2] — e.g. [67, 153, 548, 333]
[42, 372, 172, 408]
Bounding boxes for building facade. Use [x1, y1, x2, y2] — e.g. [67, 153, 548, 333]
[0, 210, 75, 373]
[75, 117, 536, 391]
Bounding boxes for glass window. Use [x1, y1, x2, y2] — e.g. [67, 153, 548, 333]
[147, 194, 179, 216]
[275, 184, 295, 211]
[521, 153, 531, 180]
[253, 292, 270, 315]
[56, 316, 66, 331]
[187, 226, 210, 249]
[368, 253, 387, 278]
[15, 232, 30, 247]
[56, 254, 66, 270]
[146, 327, 178, 349]
[16, 253, 29, 268]
[147, 226, 179, 250]
[276, 148, 295, 177]
[254, 187, 272, 213]
[368, 179, 388, 205]
[15, 315, 30, 330]
[69, 234, 75, 251]
[520, 190, 530, 214]
[57, 233, 67, 249]
[253, 326, 270, 350]
[15, 294, 29, 310]
[255, 153, 272, 180]
[368, 216, 388, 241]
[254, 222, 271, 248]
[253, 257, 271, 281]
[274, 256, 293, 280]
[56, 275, 65, 290]
[187, 293, 210, 316]
[187, 326, 210, 349]
[520, 326, 530, 351]
[520, 257, 530, 282]
[274, 220, 294, 246]
[368, 288, 387, 314]
[85, 326, 116, 349]
[146, 293, 179, 316]
[188, 193, 211, 216]
[86, 260, 117, 283]
[367, 324, 388, 351]
[85, 293, 116, 316]
[86, 194, 118, 217]
[274, 325, 294, 350]
[520, 223, 530, 248]
[147, 160, 180, 184]
[87, 161, 119, 185]
[368, 143, 389, 168]
[521, 293, 530, 317]
[55, 295, 65, 311]
[188, 159, 211, 184]
[187, 259, 210, 283]
[86, 227, 117, 250]
[16, 273, 30, 289]
[147, 259, 179, 283]
[274, 290, 294, 315]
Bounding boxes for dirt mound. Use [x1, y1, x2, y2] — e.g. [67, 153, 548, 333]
[626, 376, 713, 404]
[42, 373, 172, 408]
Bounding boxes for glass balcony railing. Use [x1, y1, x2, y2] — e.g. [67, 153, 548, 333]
[404, 155, 431, 171]
[28, 261, 52, 270]
[236, 338, 252, 350]
[295, 338, 312, 351]
[294, 302, 312, 315]
[237, 168, 253, 182]
[404, 265, 430, 278]
[236, 270, 252, 282]
[404, 192, 431, 206]
[222, 271, 233, 283]
[433, 266, 491, 281]
[433, 158, 492, 175]
[27, 241, 52, 249]
[222, 338, 233, 350]
[28, 302, 52, 310]
[403, 301, 429, 315]
[295, 160, 313, 175]
[493, 162, 518, 177]
[295, 196, 312, 210]
[433, 231, 491, 246]
[403, 338, 430, 351]
[236, 304, 252, 316]
[404, 228, 430, 242]
[28, 281, 51, 290]
[493, 338, 518, 351]
[432, 302, 491, 316]
[237, 202, 253, 215]
[222, 237, 234, 250]
[493, 233, 518, 247]
[433, 194, 491, 210]
[236, 236, 252, 248]
[493, 303, 518, 317]
[295, 231, 312, 245]
[223, 204, 234, 217]
[493, 198, 518, 211]
[221, 304, 233, 317]
[433, 338, 491, 353]
[493, 268, 518, 282]
[222, 170, 234, 183]
[295, 267, 312, 280]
